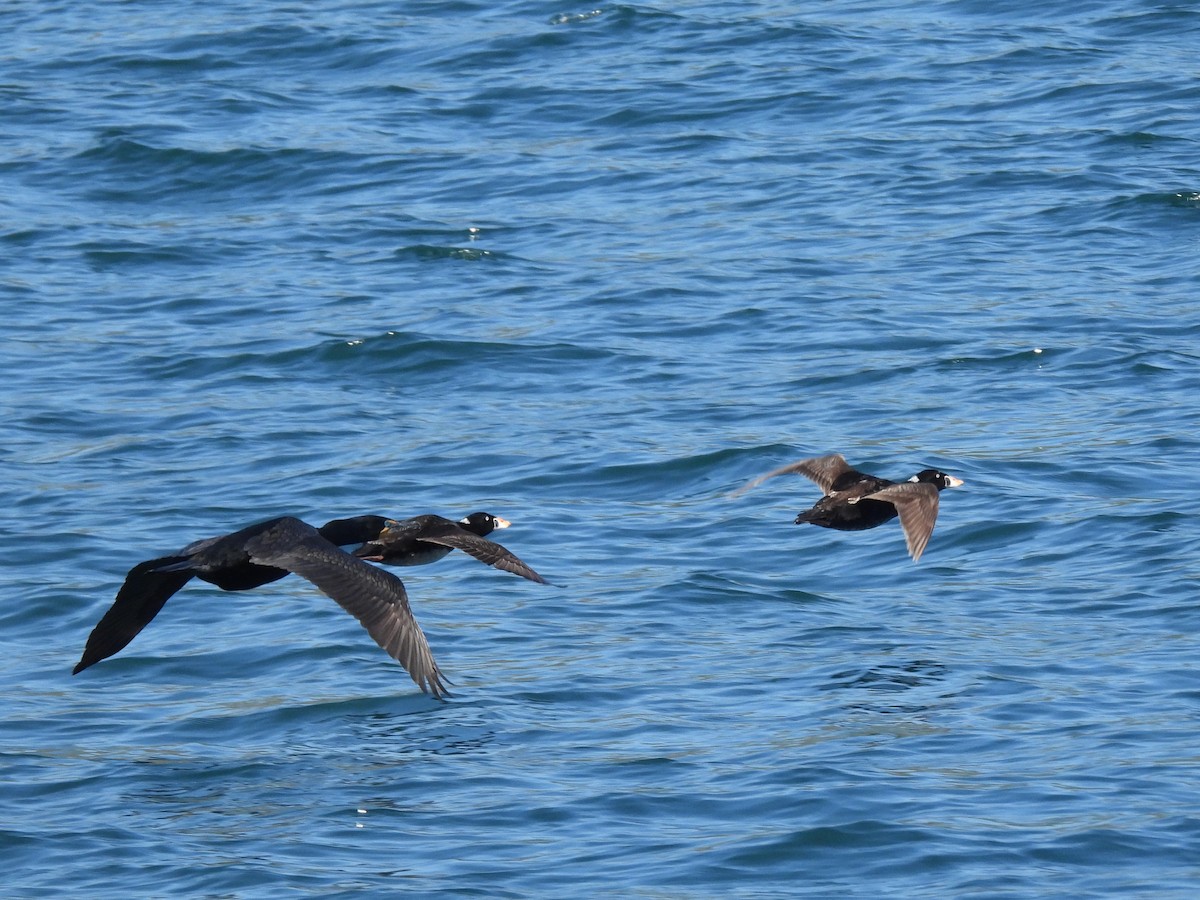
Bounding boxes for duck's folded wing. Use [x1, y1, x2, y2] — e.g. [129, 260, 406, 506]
[419, 524, 548, 585]
[245, 518, 447, 698]
[864, 483, 940, 562]
[732, 453, 856, 496]
[73, 556, 195, 674]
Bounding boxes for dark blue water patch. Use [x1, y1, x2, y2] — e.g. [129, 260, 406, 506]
[318, 329, 624, 379]
[531, 447, 773, 501]
[1099, 189, 1200, 227]
[938, 346, 1054, 371]
[69, 136, 373, 206]
[392, 243, 509, 261]
[551, 4, 685, 35]
[13, 406, 205, 471]
[1093, 5, 1200, 40]
[215, 24, 406, 74]
[290, 217, 510, 259]
[1100, 131, 1197, 153]
[1, 226, 60, 251]
[424, 18, 579, 75]
[164, 691, 443, 740]
[30, 19, 408, 81]
[124, 330, 624, 397]
[79, 239, 224, 270]
[659, 819, 944, 892]
[825, 659, 951, 692]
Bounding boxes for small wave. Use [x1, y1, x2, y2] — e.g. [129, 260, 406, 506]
[393, 244, 506, 261]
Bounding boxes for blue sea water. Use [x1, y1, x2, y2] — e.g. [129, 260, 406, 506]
[5, 0, 1200, 895]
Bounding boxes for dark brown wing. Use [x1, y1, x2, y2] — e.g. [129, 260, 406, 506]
[73, 557, 194, 674]
[732, 453, 857, 496]
[244, 518, 448, 698]
[864, 482, 941, 562]
[418, 523, 548, 584]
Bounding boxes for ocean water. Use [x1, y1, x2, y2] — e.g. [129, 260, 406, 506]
[5, 0, 1200, 895]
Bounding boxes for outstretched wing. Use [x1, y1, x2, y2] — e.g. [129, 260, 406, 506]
[73, 556, 194, 674]
[864, 482, 941, 562]
[418, 522, 548, 585]
[732, 453, 857, 496]
[244, 518, 448, 698]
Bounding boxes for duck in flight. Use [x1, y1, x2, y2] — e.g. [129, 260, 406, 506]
[352, 512, 547, 584]
[72, 510, 544, 693]
[73, 516, 447, 696]
[738, 453, 963, 562]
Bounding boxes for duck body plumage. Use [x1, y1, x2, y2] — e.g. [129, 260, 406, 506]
[793, 474, 903, 532]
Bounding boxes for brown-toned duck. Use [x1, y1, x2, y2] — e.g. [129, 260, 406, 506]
[738, 453, 963, 562]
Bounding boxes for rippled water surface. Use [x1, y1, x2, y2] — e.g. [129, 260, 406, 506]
[6, 0, 1200, 895]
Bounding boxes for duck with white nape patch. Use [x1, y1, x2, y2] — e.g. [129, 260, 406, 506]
[352, 512, 548, 584]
